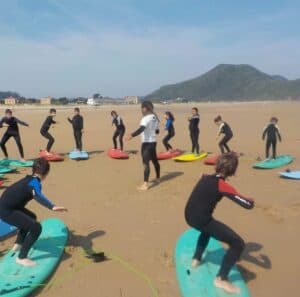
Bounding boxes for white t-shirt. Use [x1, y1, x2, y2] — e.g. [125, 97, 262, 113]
[140, 114, 159, 143]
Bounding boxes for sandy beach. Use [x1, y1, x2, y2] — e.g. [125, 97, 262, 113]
[0, 101, 299, 297]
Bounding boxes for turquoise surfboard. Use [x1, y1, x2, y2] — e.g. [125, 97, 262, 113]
[0, 219, 17, 239]
[0, 166, 16, 174]
[0, 159, 34, 168]
[0, 218, 68, 297]
[253, 155, 293, 169]
[175, 229, 250, 297]
[69, 150, 89, 160]
[279, 170, 300, 180]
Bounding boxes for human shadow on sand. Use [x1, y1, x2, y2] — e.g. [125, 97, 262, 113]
[150, 171, 183, 189]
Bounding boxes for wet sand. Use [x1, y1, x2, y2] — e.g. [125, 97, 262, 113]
[0, 101, 299, 297]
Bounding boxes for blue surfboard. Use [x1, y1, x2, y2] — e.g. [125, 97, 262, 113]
[69, 150, 89, 160]
[175, 229, 250, 297]
[279, 170, 300, 180]
[0, 219, 17, 239]
[0, 218, 68, 297]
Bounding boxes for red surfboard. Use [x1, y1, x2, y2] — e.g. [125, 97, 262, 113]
[0, 180, 4, 187]
[39, 150, 64, 162]
[204, 154, 219, 165]
[107, 148, 129, 160]
[157, 149, 183, 160]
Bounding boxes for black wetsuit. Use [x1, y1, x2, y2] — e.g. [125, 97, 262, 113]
[40, 116, 56, 152]
[218, 122, 233, 154]
[68, 115, 83, 151]
[185, 174, 254, 280]
[112, 116, 125, 151]
[163, 119, 175, 151]
[262, 123, 281, 159]
[0, 117, 28, 158]
[0, 175, 55, 259]
[189, 115, 200, 154]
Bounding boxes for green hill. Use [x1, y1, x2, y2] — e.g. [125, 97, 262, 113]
[144, 64, 300, 101]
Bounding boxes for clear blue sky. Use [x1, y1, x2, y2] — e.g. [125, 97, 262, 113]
[0, 0, 299, 98]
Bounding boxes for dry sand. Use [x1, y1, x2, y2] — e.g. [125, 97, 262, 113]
[0, 101, 299, 297]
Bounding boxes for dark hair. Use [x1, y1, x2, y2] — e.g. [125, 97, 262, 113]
[270, 117, 278, 123]
[74, 107, 80, 113]
[32, 158, 50, 176]
[5, 109, 12, 115]
[50, 108, 56, 114]
[111, 110, 117, 116]
[141, 100, 154, 111]
[215, 152, 239, 178]
[192, 107, 198, 113]
[214, 115, 222, 123]
[165, 111, 175, 121]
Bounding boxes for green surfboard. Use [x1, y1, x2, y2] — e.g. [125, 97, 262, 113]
[0, 159, 34, 168]
[253, 155, 293, 169]
[175, 229, 250, 297]
[0, 166, 16, 174]
[0, 218, 68, 297]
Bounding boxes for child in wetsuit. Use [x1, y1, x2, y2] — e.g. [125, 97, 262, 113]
[126, 101, 160, 191]
[0, 158, 67, 267]
[163, 111, 175, 151]
[68, 108, 84, 152]
[185, 152, 254, 294]
[111, 111, 126, 151]
[188, 107, 200, 154]
[0, 109, 29, 161]
[262, 117, 281, 159]
[214, 116, 233, 154]
[40, 109, 57, 154]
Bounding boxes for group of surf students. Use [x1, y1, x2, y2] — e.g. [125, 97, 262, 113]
[0, 101, 283, 294]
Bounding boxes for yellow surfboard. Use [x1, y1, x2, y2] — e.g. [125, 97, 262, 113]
[173, 152, 208, 162]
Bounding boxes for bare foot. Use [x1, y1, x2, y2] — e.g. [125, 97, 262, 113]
[191, 259, 201, 268]
[137, 183, 149, 191]
[16, 257, 36, 267]
[12, 244, 22, 252]
[214, 277, 240, 294]
[20, 159, 26, 162]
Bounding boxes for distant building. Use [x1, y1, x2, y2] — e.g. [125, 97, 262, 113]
[4, 96, 16, 105]
[124, 96, 139, 104]
[87, 97, 101, 106]
[40, 96, 52, 105]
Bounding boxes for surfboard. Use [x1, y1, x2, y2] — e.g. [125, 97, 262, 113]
[253, 155, 293, 169]
[175, 229, 250, 297]
[204, 155, 220, 166]
[0, 166, 16, 174]
[279, 170, 300, 180]
[107, 148, 129, 160]
[173, 152, 208, 162]
[39, 151, 64, 162]
[157, 149, 183, 160]
[69, 150, 89, 160]
[0, 219, 17, 239]
[0, 218, 68, 297]
[0, 159, 34, 168]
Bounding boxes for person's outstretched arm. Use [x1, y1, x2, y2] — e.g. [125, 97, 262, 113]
[131, 126, 146, 137]
[67, 117, 73, 124]
[16, 118, 29, 127]
[29, 178, 55, 209]
[276, 126, 282, 142]
[262, 126, 268, 140]
[218, 178, 254, 209]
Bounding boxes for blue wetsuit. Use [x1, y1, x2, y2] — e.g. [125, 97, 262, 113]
[0, 175, 55, 259]
[163, 119, 175, 151]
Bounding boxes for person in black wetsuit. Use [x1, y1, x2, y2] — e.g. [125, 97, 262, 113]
[68, 108, 84, 151]
[0, 109, 29, 161]
[163, 111, 175, 151]
[126, 101, 160, 191]
[188, 107, 200, 154]
[40, 109, 57, 154]
[0, 158, 67, 267]
[185, 152, 254, 294]
[214, 116, 233, 154]
[111, 111, 125, 151]
[262, 117, 281, 159]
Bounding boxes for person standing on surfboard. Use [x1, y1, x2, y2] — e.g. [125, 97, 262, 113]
[163, 111, 175, 151]
[40, 108, 57, 155]
[0, 158, 67, 267]
[188, 107, 200, 155]
[0, 109, 29, 162]
[68, 107, 84, 152]
[111, 111, 126, 151]
[262, 117, 281, 159]
[126, 101, 160, 191]
[214, 116, 233, 154]
[185, 152, 254, 294]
